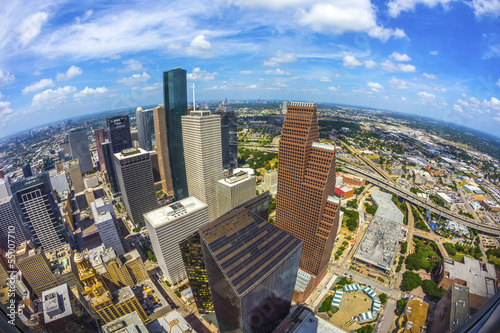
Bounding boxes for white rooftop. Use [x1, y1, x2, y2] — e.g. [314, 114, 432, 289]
[312, 142, 336, 151]
[144, 196, 207, 228]
[443, 256, 497, 298]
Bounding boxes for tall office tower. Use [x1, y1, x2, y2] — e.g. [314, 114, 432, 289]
[0, 177, 11, 199]
[182, 110, 222, 221]
[49, 172, 70, 194]
[68, 128, 93, 174]
[15, 241, 59, 297]
[11, 173, 69, 251]
[275, 102, 340, 302]
[22, 162, 33, 178]
[69, 159, 85, 193]
[215, 103, 238, 171]
[163, 68, 189, 200]
[41, 284, 98, 333]
[0, 196, 27, 252]
[0, 169, 4, 178]
[136, 107, 155, 151]
[91, 200, 124, 255]
[94, 129, 108, 172]
[101, 248, 148, 290]
[74, 251, 148, 323]
[200, 208, 303, 333]
[152, 105, 173, 194]
[282, 101, 288, 115]
[144, 196, 209, 285]
[102, 140, 119, 193]
[114, 148, 157, 226]
[216, 169, 256, 217]
[149, 151, 162, 184]
[107, 115, 132, 154]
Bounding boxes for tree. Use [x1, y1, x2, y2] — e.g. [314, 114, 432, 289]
[318, 295, 334, 312]
[379, 293, 388, 304]
[357, 325, 374, 333]
[444, 243, 457, 256]
[396, 299, 406, 315]
[401, 242, 408, 254]
[401, 271, 422, 291]
[421, 280, 446, 298]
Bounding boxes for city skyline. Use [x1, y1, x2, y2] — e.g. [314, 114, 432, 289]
[0, 0, 500, 138]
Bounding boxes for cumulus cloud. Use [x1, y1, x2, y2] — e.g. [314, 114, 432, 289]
[418, 91, 448, 106]
[390, 52, 412, 62]
[430, 50, 439, 55]
[186, 35, 212, 57]
[0, 100, 14, 122]
[388, 0, 455, 18]
[143, 83, 162, 91]
[423, 73, 438, 79]
[343, 55, 362, 68]
[265, 68, 291, 75]
[364, 60, 377, 69]
[246, 84, 257, 89]
[389, 77, 411, 89]
[32, 86, 76, 106]
[22, 79, 54, 94]
[401, 97, 407, 101]
[187, 67, 217, 81]
[367, 82, 384, 91]
[116, 72, 151, 86]
[263, 50, 297, 67]
[240, 70, 254, 74]
[16, 11, 48, 46]
[0, 70, 15, 86]
[434, 87, 447, 93]
[418, 91, 436, 101]
[328, 86, 340, 92]
[120, 60, 144, 73]
[381, 60, 416, 72]
[168, 43, 182, 50]
[470, 0, 500, 17]
[74, 86, 109, 98]
[320, 77, 331, 82]
[56, 66, 83, 81]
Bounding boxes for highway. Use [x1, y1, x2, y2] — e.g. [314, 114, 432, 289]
[342, 165, 500, 235]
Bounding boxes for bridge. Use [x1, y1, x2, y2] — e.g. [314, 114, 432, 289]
[342, 165, 500, 236]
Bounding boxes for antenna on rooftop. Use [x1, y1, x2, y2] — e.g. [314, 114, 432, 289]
[192, 65, 196, 112]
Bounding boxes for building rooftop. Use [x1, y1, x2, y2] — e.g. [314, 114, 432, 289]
[144, 196, 207, 228]
[114, 147, 148, 160]
[200, 208, 303, 297]
[47, 244, 73, 277]
[312, 142, 336, 151]
[148, 310, 193, 333]
[443, 256, 497, 297]
[402, 299, 429, 332]
[218, 170, 253, 187]
[289, 102, 315, 108]
[95, 211, 113, 224]
[123, 249, 141, 264]
[87, 245, 107, 274]
[449, 284, 470, 331]
[102, 311, 149, 333]
[42, 284, 73, 324]
[113, 286, 135, 304]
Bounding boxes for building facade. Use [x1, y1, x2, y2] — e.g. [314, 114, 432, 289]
[182, 110, 222, 221]
[0, 196, 27, 252]
[69, 159, 85, 193]
[94, 129, 108, 172]
[22, 163, 33, 178]
[68, 128, 93, 174]
[152, 105, 174, 195]
[0, 177, 11, 199]
[215, 102, 238, 171]
[106, 116, 132, 154]
[136, 107, 155, 152]
[217, 169, 256, 217]
[102, 140, 119, 193]
[91, 200, 124, 255]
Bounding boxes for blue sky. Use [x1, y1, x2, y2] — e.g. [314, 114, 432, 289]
[1, 0, 500, 138]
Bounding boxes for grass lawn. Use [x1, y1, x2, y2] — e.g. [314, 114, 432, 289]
[488, 256, 500, 266]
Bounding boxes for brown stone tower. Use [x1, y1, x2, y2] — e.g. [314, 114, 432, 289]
[276, 102, 340, 302]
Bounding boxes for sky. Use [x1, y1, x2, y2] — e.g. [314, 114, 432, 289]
[1, 0, 500, 138]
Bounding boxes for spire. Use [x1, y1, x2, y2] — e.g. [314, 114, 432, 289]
[192, 65, 196, 112]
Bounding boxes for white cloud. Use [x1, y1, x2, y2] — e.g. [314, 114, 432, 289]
[33, 70, 42, 76]
[120, 60, 144, 73]
[22, 79, 54, 94]
[389, 77, 411, 89]
[246, 84, 257, 89]
[186, 35, 212, 57]
[418, 91, 437, 101]
[263, 50, 297, 67]
[116, 72, 151, 86]
[483, 96, 500, 112]
[265, 68, 291, 75]
[56, 66, 83, 81]
[423, 73, 438, 79]
[74, 86, 109, 98]
[398, 64, 416, 72]
[433, 87, 447, 93]
[429, 50, 439, 55]
[0, 100, 14, 122]
[470, 0, 500, 17]
[187, 67, 217, 81]
[0, 70, 15, 86]
[367, 82, 384, 91]
[364, 60, 377, 69]
[168, 43, 182, 50]
[401, 97, 407, 101]
[343, 55, 362, 68]
[320, 77, 331, 82]
[453, 104, 464, 113]
[328, 86, 339, 92]
[497, 78, 500, 88]
[32, 86, 76, 106]
[381, 60, 416, 72]
[143, 83, 162, 91]
[16, 11, 48, 46]
[389, 52, 412, 62]
[388, 0, 455, 18]
[240, 70, 254, 74]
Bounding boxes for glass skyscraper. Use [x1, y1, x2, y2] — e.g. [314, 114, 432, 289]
[136, 107, 155, 152]
[106, 115, 132, 154]
[215, 103, 238, 171]
[163, 68, 189, 201]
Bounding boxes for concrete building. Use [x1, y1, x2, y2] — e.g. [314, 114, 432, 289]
[94, 129, 108, 172]
[217, 169, 256, 217]
[263, 169, 277, 195]
[429, 284, 469, 333]
[91, 199, 124, 255]
[68, 128, 93, 174]
[437, 256, 497, 309]
[41, 284, 98, 333]
[0, 196, 27, 252]
[353, 189, 404, 273]
[437, 192, 453, 207]
[0, 177, 11, 199]
[152, 105, 173, 195]
[144, 196, 209, 285]
[481, 200, 500, 212]
[83, 176, 99, 189]
[114, 147, 157, 226]
[69, 159, 85, 193]
[396, 299, 429, 333]
[49, 172, 70, 194]
[182, 110, 222, 221]
[136, 107, 155, 152]
[149, 310, 192, 333]
[101, 311, 149, 333]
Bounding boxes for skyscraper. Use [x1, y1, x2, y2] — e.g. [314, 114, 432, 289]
[91, 199, 124, 256]
[114, 148, 157, 226]
[215, 102, 238, 171]
[275, 102, 340, 302]
[182, 110, 222, 221]
[163, 68, 189, 200]
[136, 107, 155, 151]
[0, 196, 28, 252]
[22, 162, 32, 178]
[144, 196, 209, 285]
[152, 105, 173, 195]
[11, 173, 69, 251]
[216, 169, 256, 217]
[102, 140, 119, 193]
[69, 159, 85, 193]
[94, 129, 108, 172]
[68, 128, 93, 174]
[200, 208, 303, 333]
[0, 177, 11, 199]
[107, 116, 132, 154]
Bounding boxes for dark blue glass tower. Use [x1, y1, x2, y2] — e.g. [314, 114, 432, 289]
[163, 68, 189, 200]
[22, 163, 32, 178]
[106, 115, 132, 154]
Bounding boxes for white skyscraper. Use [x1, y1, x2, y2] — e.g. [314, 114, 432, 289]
[217, 169, 256, 217]
[68, 128, 93, 174]
[91, 199, 124, 256]
[114, 147, 157, 226]
[144, 197, 209, 285]
[181, 111, 222, 221]
[0, 178, 11, 199]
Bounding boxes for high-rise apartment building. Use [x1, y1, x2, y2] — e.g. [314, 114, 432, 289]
[275, 102, 340, 302]
[94, 129, 108, 172]
[102, 140, 119, 193]
[152, 105, 173, 195]
[215, 102, 238, 170]
[144, 196, 209, 285]
[107, 116, 132, 154]
[217, 169, 256, 217]
[22, 162, 33, 178]
[0, 177, 11, 199]
[91, 199, 124, 255]
[68, 128, 93, 174]
[200, 208, 303, 333]
[0, 196, 27, 252]
[114, 148, 157, 226]
[136, 107, 155, 151]
[69, 159, 85, 193]
[11, 173, 69, 251]
[182, 110, 222, 221]
[163, 68, 189, 200]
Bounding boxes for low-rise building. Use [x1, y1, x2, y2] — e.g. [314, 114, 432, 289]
[429, 284, 469, 333]
[101, 311, 149, 333]
[396, 299, 429, 333]
[480, 200, 500, 212]
[444, 220, 470, 238]
[342, 174, 366, 187]
[437, 192, 453, 207]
